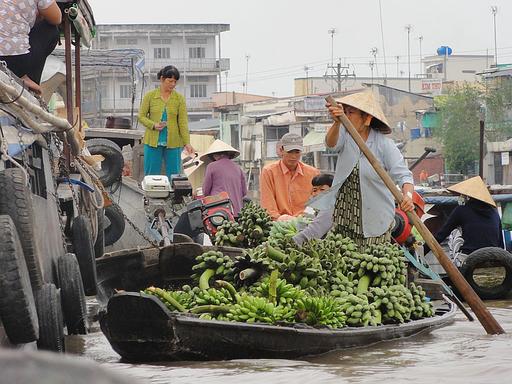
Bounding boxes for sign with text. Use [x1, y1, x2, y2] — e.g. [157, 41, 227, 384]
[421, 79, 443, 95]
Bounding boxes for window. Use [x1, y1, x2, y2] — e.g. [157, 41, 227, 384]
[119, 84, 131, 99]
[116, 38, 137, 45]
[189, 47, 205, 59]
[150, 38, 172, 45]
[186, 37, 207, 45]
[154, 47, 170, 59]
[190, 84, 207, 98]
[188, 76, 210, 82]
[266, 126, 288, 140]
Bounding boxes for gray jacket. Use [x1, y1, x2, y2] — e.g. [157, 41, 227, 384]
[310, 127, 413, 237]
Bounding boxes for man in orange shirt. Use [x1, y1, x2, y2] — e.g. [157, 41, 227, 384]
[260, 133, 319, 220]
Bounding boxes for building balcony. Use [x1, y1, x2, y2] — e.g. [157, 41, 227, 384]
[146, 58, 230, 73]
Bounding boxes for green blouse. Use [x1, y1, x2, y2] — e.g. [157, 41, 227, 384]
[138, 88, 190, 148]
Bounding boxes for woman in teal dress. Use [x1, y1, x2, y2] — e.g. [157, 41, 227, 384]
[138, 65, 194, 179]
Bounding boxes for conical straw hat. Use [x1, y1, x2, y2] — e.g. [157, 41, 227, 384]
[199, 139, 240, 162]
[447, 176, 496, 207]
[335, 91, 391, 133]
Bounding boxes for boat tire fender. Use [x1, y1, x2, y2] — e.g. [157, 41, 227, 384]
[104, 205, 125, 246]
[460, 247, 512, 300]
[34, 283, 64, 352]
[0, 168, 43, 290]
[57, 253, 88, 335]
[85, 139, 124, 188]
[94, 207, 105, 258]
[0, 215, 39, 344]
[72, 215, 98, 296]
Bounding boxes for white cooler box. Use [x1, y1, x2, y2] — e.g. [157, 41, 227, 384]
[141, 175, 171, 198]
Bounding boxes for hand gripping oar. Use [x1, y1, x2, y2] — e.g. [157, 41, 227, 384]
[325, 95, 505, 335]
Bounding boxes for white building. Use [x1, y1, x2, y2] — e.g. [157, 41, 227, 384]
[84, 24, 230, 125]
[294, 52, 494, 97]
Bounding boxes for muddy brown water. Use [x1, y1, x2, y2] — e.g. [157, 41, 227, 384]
[66, 300, 512, 384]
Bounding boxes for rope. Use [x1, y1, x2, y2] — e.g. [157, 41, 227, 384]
[0, 80, 25, 105]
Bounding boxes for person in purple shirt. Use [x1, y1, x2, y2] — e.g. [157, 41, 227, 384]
[201, 140, 248, 216]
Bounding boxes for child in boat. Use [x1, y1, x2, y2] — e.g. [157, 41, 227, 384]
[292, 173, 334, 246]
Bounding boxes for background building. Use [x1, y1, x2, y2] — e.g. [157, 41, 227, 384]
[83, 23, 230, 126]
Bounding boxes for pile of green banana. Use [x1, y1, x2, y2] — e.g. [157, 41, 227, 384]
[336, 293, 380, 327]
[250, 276, 305, 307]
[238, 201, 273, 247]
[409, 282, 434, 319]
[191, 250, 235, 289]
[214, 220, 244, 247]
[213, 201, 272, 248]
[367, 284, 417, 323]
[295, 296, 347, 328]
[226, 294, 296, 323]
[268, 217, 310, 249]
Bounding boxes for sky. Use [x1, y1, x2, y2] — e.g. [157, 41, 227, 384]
[87, 0, 512, 97]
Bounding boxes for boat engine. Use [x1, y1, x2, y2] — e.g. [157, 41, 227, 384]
[141, 175, 193, 245]
[186, 192, 235, 239]
[391, 191, 426, 249]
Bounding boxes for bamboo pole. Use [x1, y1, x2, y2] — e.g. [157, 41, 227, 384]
[325, 95, 505, 335]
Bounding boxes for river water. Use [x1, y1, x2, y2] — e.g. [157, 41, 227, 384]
[68, 300, 512, 384]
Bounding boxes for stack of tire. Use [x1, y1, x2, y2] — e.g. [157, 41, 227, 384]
[85, 139, 125, 248]
[0, 168, 88, 353]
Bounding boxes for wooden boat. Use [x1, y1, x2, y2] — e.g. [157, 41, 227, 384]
[99, 293, 455, 362]
[96, 243, 457, 362]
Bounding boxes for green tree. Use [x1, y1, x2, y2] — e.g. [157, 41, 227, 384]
[432, 84, 481, 174]
[485, 77, 512, 141]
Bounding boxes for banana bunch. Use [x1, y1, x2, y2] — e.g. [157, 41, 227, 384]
[143, 286, 191, 312]
[191, 250, 235, 288]
[190, 287, 234, 307]
[238, 201, 273, 247]
[250, 276, 305, 307]
[329, 270, 357, 297]
[362, 243, 408, 286]
[301, 237, 346, 277]
[294, 296, 347, 328]
[368, 285, 415, 324]
[336, 293, 379, 327]
[409, 283, 434, 319]
[226, 294, 296, 323]
[214, 220, 245, 247]
[269, 218, 309, 249]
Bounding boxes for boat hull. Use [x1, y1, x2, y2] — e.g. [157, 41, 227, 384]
[99, 292, 456, 362]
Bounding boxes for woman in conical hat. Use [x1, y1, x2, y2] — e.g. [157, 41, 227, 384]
[201, 140, 247, 216]
[424, 176, 503, 260]
[311, 90, 414, 249]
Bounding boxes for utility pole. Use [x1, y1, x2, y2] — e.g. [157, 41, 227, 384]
[396, 55, 400, 77]
[370, 47, 379, 77]
[244, 54, 250, 94]
[328, 28, 337, 70]
[369, 61, 375, 84]
[405, 24, 412, 92]
[418, 35, 423, 75]
[326, 60, 350, 92]
[304, 65, 311, 95]
[378, 0, 388, 82]
[491, 6, 498, 66]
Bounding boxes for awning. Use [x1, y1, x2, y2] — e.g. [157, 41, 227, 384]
[302, 130, 326, 153]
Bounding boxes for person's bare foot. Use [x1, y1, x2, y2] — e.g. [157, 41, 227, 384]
[21, 75, 42, 95]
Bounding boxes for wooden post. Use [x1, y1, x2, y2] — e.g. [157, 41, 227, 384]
[325, 95, 505, 335]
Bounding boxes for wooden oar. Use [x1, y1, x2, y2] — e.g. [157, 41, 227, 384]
[325, 95, 505, 335]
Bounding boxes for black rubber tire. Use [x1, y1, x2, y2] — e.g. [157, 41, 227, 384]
[85, 139, 124, 188]
[85, 138, 121, 152]
[94, 207, 105, 258]
[0, 168, 43, 290]
[104, 204, 126, 246]
[34, 283, 64, 352]
[460, 247, 512, 300]
[57, 253, 87, 335]
[72, 215, 98, 296]
[0, 215, 39, 344]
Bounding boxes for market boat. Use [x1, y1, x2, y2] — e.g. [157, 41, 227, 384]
[96, 242, 457, 362]
[99, 292, 455, 362]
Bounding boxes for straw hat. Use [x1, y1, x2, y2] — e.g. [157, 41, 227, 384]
[335, 91, 391, 134]
[447, 176, 496, 207]
[199, 139, 240, 162]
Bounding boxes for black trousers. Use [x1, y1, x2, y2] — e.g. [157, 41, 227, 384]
[0, 20, 59, 84]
